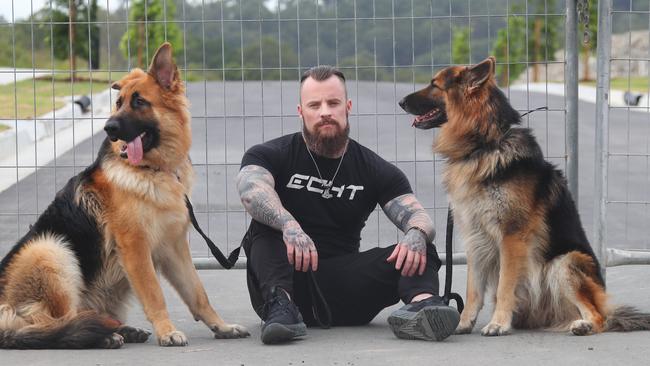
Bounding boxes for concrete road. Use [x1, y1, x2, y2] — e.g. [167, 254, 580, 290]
[1, 81, 650, 365]
[0, 68, 50, 85]
[1, 265, 649, 365]
[2, 81, 649, 257]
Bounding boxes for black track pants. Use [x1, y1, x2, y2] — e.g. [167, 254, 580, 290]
[243, 223, 442, 326]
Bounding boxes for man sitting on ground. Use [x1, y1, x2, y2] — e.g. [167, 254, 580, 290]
[236, 65, 460, 344]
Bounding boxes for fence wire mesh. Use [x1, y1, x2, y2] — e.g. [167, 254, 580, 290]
[5, 0, 635, 265]
[603, 0, 650, 253]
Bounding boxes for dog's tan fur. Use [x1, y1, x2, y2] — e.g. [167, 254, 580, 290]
[401, 57, 650, 336]
[0, 43, 248, 348]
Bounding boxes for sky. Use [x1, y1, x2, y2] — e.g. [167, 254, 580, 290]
[1, 0, 279, 22]
[1, 0, 49, 21]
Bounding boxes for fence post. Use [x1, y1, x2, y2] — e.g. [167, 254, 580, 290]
[565, 0, 579, 204]
[594, 0, 612, 282]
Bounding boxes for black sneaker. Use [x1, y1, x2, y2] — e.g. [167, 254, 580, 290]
[260, 286, 307, 344]
[387, 295, 460, 341]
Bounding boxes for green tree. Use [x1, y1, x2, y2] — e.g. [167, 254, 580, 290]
[42, 0, 101, 76]
[493, 15, 527, 86]
[120, 0, 182, 68]
[492, 2, 561, 85]
[239, 36, 299, 80]
[340, 52, 391, 81]
[452, 26, 471, 64]
[530, 0, 560, 82]
[88, 0, 100, 69]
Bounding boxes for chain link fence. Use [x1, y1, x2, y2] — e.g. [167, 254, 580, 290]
[1, 0, 647, 271]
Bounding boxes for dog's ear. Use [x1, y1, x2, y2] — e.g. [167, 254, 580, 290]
[466, 56, 495, 93]
[148, 42, 179, 90]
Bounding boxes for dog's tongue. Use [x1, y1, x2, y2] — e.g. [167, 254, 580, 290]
[126, 135, 143, 165]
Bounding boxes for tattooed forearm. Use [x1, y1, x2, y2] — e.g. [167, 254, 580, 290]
[381, 193, 435, 243]
[383, 197, 416, 228]
[237, 165, 296, 231]
[238, 165, 317, 270]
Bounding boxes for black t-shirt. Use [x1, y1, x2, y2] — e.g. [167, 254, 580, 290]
[241, 132, 412, 258]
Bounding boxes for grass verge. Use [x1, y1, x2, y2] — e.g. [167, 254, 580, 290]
[0, 72, 123, 120]
[583, 77, 649, 93]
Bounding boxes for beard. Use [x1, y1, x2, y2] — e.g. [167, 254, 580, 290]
[302, 117, 350, 158]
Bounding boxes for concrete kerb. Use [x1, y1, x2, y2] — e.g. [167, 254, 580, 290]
[0, 88, 115, 193]
[510, 82, 649, 111]
[0, 68, 50, 85]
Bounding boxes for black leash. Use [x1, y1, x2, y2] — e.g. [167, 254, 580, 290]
[187, 194, 462, 317]
[310, 206, 466, 323]
[185, 195, 241, 269]
[520, 106, 548, 118]
[308, 270, 332, 329]
[442, 206, 464, 314]
[186, 195, 333, 327]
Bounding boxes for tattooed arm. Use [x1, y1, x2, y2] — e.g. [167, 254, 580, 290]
[237, 165, 318, 272]
[382, 193, 435, 277]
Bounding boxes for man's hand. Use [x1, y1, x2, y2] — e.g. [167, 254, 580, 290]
[381, 194, 435, 277]
[238, 165, 318, 272]
[387, 228, 427, 276]
[282, 221, 318, 272]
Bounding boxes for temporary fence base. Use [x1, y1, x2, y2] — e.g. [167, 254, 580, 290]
[191, 249, 650, 270]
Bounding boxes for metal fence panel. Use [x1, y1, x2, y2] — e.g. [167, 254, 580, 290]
[595, 0, 650, 272]
[0, 0, 578, 265]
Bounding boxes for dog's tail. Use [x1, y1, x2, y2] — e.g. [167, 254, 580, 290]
[0, 304, 119, 349]
[605, 305, 650, 332]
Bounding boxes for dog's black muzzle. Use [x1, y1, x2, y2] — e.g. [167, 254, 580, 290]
[103, 116, 161, 154]
[397, 97, 410, 113]
[104, 117, 123, 142]
[400, 91, 448, 130]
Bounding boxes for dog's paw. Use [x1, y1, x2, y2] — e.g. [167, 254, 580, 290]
[211, 324, 250, 339]
[100, 333, 125, 349]
[456, 316, 475, 334]
[158, 330, 188, 347]
[570, 320, 593, 336]
[455, 321, 474, 334]
[118, 325, 151, 343]
[481, 322, 511, 336]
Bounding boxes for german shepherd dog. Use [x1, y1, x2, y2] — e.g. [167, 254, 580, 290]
[0, 43, 249, 348]
[400, 57, 650, 336]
